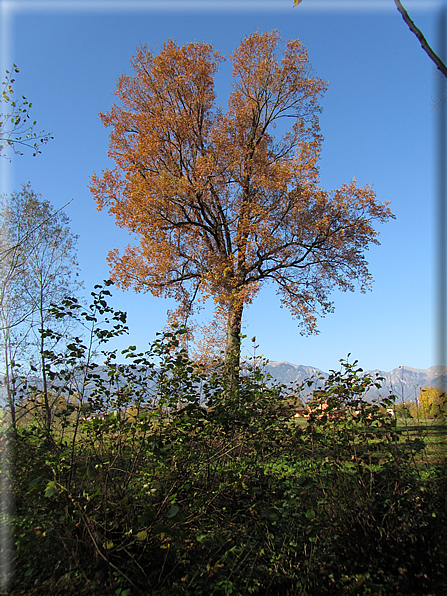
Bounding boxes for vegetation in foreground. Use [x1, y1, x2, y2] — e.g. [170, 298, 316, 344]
[1, 287, 446, 596]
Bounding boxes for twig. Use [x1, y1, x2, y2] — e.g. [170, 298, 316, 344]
[64, 488, 144, 596]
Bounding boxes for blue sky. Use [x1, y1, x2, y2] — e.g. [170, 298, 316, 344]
[0, 0, 444, 372]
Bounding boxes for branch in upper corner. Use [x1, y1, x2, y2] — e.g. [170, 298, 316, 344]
[394, 0, 447, 78]
[292, 0, 447, 79]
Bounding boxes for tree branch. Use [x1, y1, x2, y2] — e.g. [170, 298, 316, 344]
[394, 0, 447, 78]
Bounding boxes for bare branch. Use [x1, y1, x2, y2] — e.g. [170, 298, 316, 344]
[394, 0, 447, 78]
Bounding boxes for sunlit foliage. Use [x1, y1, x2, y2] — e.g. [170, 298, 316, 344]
[90, 31, 393, 381]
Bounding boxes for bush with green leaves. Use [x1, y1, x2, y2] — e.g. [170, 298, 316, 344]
[297, 360, 447, 594]
[1, 285, 446, 595]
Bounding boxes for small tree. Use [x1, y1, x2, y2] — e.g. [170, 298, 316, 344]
[394, 401, 412, 419]
[91, 31, 394, 387]
[414, 387, 446, 420]
[0, 65, 52, 158]
[0, 184, 81, 436]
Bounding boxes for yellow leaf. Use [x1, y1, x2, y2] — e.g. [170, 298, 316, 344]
[137, 530, 148, 541]
[293, 0, 304, 5]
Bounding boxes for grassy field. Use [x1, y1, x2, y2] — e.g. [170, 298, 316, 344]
[395, 418, 447, 464]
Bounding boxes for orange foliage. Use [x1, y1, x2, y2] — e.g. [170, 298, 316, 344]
[90, 30, 394, 366]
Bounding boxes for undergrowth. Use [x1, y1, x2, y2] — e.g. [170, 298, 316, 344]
[1, 283, 446, 595]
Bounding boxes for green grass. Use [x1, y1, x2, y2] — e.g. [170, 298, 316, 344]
[395, 418, 447, 464]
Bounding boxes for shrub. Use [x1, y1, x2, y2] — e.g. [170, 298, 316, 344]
[2, 288, 446, 596]
[394, 401, 413, 419]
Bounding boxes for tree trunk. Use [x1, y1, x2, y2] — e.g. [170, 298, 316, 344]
[3, 344, 16, 433]
[224, 301, 244, 392]
[39, 297, 51, 441]
[40, 337, 51, 440]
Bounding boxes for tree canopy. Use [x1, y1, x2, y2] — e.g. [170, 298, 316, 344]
[90, 30, 394, 383]
[417, 386, 446, 419]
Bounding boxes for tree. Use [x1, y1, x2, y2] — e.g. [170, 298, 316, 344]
[414, 386, 446, 419]
[0, 204, 26, 430]
[0, 64, 52, 158]
[90, 31, 394, 387]
[0, 184, 82, 436]
[293, 0, 447, 80]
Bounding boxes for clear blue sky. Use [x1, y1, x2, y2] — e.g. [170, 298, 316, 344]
[0, 0, 444, 372]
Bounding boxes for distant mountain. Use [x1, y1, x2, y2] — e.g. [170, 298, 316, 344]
[263, 361, 325, 386]
[262, 361, 447, 401]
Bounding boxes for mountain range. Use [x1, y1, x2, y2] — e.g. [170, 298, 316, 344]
[262, 361, 447, 401]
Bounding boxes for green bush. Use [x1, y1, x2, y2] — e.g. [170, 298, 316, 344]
[1, 286, 446, 595]
[394, 401, 413, 419]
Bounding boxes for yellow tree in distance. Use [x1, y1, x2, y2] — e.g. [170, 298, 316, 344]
[416, 387, 447, 420]
[90, 30, 394, 386]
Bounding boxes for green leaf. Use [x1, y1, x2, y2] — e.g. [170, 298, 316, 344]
[44, 481, 60, 498]
[305, 509, 316, 521]
[76, 466, 88, 478]
[263, 507, 279, 521]
[298, 476, 314, 490]
[86, 463, 98, 479]
[28, 476, 46, 493]
[104, 541, 114, 550]
[166, 504, 180, 518]
[152, 524, 169, 534]
[136, 530, 148, 541]
[66, 521, 78, 533]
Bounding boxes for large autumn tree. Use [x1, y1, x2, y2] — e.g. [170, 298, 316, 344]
[90, 30, 393, 385]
